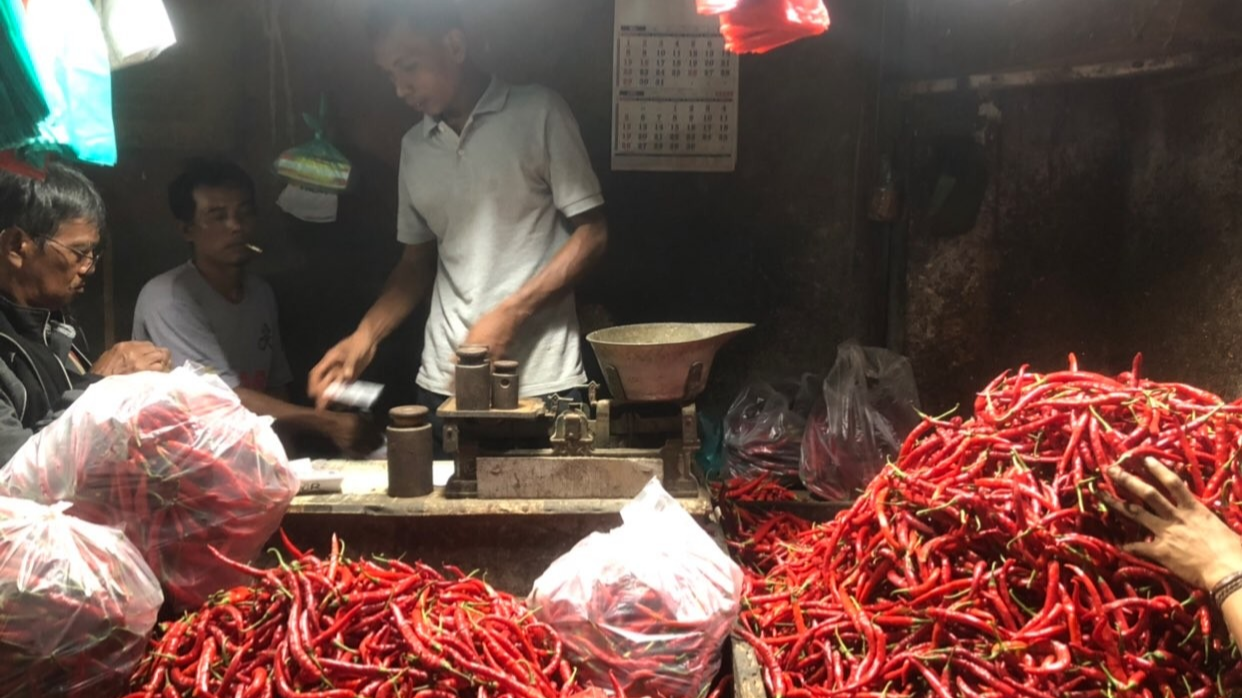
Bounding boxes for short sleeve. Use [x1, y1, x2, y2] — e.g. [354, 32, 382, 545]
[133, 281, 241, 388]
[397, 143, 436, 245]
[543, 92, 605, 219]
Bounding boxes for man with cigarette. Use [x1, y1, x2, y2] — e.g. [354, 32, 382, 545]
[133, 159, 381, 455]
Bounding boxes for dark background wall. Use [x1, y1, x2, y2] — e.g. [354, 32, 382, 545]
[898, 0, 1242, 413]
[72, 0, 1242, 418]
[80, 0, 887, 416]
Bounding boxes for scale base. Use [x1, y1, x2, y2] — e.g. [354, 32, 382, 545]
[444, 475, 478, 499]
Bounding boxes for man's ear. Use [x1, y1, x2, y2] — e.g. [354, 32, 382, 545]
[0, 228, 31, 268]
[443, 28, 468, 65]
[177, 220, 194, 243]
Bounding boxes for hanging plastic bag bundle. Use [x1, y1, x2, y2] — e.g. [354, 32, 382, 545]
[18, 0, 118, 165]
[530, 479, 744, 698]
[0, 366, 298, 608]
[0, 496, 162, 698]
[723, 374, 820, 481]
[274, 95, 351, 194]
[800, 342, 921, 500]
[697, 0, 831, 55]
[0, 0, 51, 151]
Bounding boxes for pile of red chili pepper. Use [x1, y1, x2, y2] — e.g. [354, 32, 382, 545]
[730, 356, 1242, 698]
[127, 534, 585, 698]
[0, 368, 298, 608]
[1, 496, 163, 698]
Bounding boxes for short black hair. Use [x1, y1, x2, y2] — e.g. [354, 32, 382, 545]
[168, 158, 256, 224]
[0, 162, 105, 239]
[366, 0, 463, 40]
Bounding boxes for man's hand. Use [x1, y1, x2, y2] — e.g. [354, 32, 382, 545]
[461, 306, 521, 361]
[92, 341, 172, 376]
[322, 411, 384, 457]
[1102, 457, 1242, 590]
[308, 331, 378, 410]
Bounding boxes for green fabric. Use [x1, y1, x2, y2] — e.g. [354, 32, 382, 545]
[0, 0, 51, 152]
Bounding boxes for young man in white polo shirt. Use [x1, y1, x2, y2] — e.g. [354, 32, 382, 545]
[308, 1, 608, 430]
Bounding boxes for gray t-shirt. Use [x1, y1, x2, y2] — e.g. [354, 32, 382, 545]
[398, 78, 605, 397]
[133, 262, 292, 391]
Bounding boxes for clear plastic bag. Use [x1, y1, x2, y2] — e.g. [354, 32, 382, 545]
[709, 0, 831, 55]
[800, 343, 920, 500]
[0, 366, 298, 608]
[0, 496, 162, 698]
[723, 375, 820, 481]
[530, 479, 743, 698]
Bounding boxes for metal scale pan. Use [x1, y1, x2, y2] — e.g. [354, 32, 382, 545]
[586, 322, 754, 404]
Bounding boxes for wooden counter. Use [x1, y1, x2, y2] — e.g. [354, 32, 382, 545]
[288, 459, 713, 517]
[280, 459, 716, 594]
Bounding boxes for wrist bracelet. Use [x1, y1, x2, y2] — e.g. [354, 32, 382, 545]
[1211, 570, 1242, 608]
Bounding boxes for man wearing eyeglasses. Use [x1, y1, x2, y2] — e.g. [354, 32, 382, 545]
[133, 159, 382, 456]
[0, 163, 172, 463]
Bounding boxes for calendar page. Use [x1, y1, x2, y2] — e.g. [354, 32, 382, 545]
[612, 0, 739, 172]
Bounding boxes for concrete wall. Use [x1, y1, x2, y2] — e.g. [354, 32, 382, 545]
[83, 0, 886, 414]
[900, 0, 1242, 413]
[1121, 73, 1242, 398]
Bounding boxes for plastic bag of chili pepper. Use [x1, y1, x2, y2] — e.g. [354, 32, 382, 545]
[723, 375, 820, 483]
[531, 479, 744, 698]
[799, 342, 920, 499]
[0, 496, 162, 698]
[0, 366, 298, 609]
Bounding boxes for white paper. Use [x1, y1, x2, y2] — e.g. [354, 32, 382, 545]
[277, 184, 339, 223]
[612, 0, 739, 172]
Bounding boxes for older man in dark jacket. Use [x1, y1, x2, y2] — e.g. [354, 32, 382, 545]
[0, 163, 170, 462]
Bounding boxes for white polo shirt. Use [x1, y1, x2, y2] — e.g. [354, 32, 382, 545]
[397, 78, 604, 397]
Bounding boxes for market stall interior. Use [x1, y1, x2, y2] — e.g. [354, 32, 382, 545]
[6, 0, 1242, 697]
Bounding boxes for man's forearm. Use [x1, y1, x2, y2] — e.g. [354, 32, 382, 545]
[235, 387, 334, 434]
[501, 209, 608, 321]
[1222, 592, 1242, 650]
[357, 242, 438, 343]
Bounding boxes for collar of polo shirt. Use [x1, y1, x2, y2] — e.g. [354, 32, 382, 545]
[424, 77, 511, 137]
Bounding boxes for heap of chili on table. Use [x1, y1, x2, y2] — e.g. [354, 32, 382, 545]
[723, 355, 1242, 698]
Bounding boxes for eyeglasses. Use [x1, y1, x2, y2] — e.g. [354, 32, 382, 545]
[42, 237, 104, 272]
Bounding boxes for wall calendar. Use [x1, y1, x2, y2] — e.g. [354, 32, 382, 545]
[612, 0, 740, 172]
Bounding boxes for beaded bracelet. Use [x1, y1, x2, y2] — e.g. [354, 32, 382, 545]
[1211, 570, 1242, 609]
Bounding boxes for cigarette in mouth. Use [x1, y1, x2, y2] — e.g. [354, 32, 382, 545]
[245, 244, 264, 255]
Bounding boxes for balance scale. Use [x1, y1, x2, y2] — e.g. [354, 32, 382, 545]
[439, 323, 752, 500]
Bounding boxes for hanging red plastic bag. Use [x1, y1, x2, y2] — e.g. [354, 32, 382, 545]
[0, 496, 162, 698]
[698, 0, 831, 54]
[530, 479, 743, 698]
[696, 0, 740, 13]
[0, 366, 298, 608]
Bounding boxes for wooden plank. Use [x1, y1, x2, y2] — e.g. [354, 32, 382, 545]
[732, 638, 766, 698]
[437, 397, 547, 420]
[286, 459, 710, 517]
[477, 455, 662, 499]
[899, 52, 1204, 98]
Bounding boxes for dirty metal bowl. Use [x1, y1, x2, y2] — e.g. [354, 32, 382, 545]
[586, 323, 754, 403]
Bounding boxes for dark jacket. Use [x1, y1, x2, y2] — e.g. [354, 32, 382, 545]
[0, 297, 97, 465]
